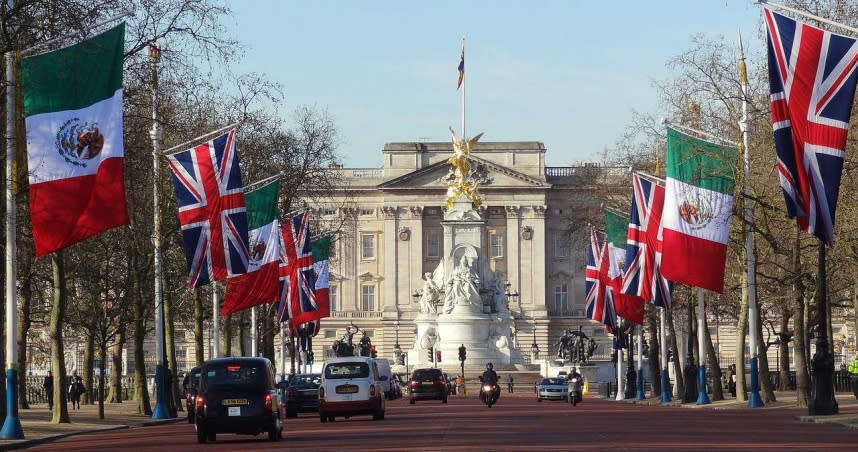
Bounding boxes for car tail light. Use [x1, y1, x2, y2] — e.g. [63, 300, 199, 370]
[265, 394, 273, 411]
[440, 379, 446, 386]
[186, 392, 193, 404]
[409, 381, 417, 387]
[319, 386, 325, 400]
[195, 396, 205, 412]
[369, 385, 376, 397]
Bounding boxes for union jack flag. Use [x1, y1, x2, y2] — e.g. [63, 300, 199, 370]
[167, 129, 249, 289]
[621, 173, 672, 308]
[584, 228, 617, 332]
[276, 211, 317, 324]
[764, 7, 858, 247]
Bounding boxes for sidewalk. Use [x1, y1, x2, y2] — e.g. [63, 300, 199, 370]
[0, 402, 183, 451]
[609, 390, 858, 429]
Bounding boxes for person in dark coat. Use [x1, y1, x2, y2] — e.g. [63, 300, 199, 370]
[68, 373, 84, 409]
[43, 371, 54, 410]
[727, 364, 737, 398]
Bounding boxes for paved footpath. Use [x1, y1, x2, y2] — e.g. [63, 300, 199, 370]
[19, 392, 858, 452]
[0, 402, 182, 451]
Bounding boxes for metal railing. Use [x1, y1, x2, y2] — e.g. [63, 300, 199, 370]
[330, 311, 383, 319]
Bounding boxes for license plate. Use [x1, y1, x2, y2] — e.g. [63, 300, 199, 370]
[336, 385, 358, 394]
[228, 406, 240, 416]
[222, 398, 248, 406]
[421, 381, 434, 385]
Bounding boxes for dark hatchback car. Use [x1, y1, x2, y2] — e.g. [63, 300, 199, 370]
[286, 373, 321, 418]
[409, 368, 448, 404]
[182, 366, 202, 423]
[194, 357, 283, 443]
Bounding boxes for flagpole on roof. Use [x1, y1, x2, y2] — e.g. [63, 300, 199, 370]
[148, 42, 171, 420]
[755, 0, 858, 37]
[738, 30, 764, 409]
[461, 36, 466, 141]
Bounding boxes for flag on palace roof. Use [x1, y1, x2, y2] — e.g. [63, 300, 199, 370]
[621, 173, 672, 308]
[661, 128, 736, 293]
[23, 23, 129, 256]
[605, 209, 644, 324]
[763, 6, 858, 247]
[167, 129, 250, 289]
[222, 181, 281, 316]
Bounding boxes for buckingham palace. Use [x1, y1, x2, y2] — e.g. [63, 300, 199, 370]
[300, 140, 628, 368]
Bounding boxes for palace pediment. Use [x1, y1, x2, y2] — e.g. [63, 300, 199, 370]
[377, 156, 549, 190]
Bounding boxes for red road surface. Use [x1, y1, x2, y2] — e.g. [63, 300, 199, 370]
[27, 394, 858, 451]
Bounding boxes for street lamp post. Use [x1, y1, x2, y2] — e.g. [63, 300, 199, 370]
[530, 322, 539, 362]
[625, 329, 636, 400]
[393, 320, 402, 365]
[682, 303, 698, 403]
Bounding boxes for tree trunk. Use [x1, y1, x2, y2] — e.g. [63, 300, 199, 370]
[164, 289, 182, 412]
[82, 332, 94, 405]
[107, 326, 125, 403]
[222, 314, 232, 357]
[753, 303, 776, 403]
[194, 288, 204, 365]
[98, 342, 107, 419]
[131, 252, 151, 415]
[646, 304, 661, 397]
[666, 308, 684, 398]
[50, 252, 70, 424]
[16, 258, 32, 409]
[736, 271, 749, 402]
[793, 229, 810, 407]
[778, 308, 791, 391]
[703, 314, 724, 401]
[262, 308, 275, 362]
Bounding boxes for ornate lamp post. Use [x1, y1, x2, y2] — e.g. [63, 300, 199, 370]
[393, 320, 402, 365]
[625, 329, 636, 400]
[530, 322, 540, 362]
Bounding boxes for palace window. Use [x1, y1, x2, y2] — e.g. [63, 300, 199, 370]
[329, 240, 337, 259]
[554, 235, 569, 258]
[322, 208, 336, 216]
[360, 208, 374, 216]
[324, 330, 336, 338]
[427, 233, 441, 258]
[554, 284, 568, 313]
[361, 234, 375, 260]
[329, 285, 338, 312]
[361, 285, 376, 311]
[490, 233, 504, 258]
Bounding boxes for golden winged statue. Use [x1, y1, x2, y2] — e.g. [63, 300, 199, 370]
[446, 127, 485, 209]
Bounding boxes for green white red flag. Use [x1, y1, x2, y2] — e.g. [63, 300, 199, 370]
[604, 209, 644, 324]
[23, 23, 129, 256]
[222, 181, 280, 315]
[661, 128, 737, 293]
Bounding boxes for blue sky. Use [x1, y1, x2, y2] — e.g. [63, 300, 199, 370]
[226, 0, 762, 167]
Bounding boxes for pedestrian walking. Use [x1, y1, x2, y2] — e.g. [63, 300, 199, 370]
[43, 371, 54, 410]
[848, 354, 858, 400]
[507, 375, 514, 393]
[69, 374, 85, 409]
[727, 364, 737, 398]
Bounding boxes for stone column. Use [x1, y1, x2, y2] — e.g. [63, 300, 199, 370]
[505, 205, 522, 314]
[531, 206, 548, 316]
[408, 206, 424, 310]
[382, 206, 399, 317]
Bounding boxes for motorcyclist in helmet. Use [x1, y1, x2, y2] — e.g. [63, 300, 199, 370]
[481, 363, 498, 385]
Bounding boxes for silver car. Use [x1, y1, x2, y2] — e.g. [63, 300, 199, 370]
[536, 377, 569, 402]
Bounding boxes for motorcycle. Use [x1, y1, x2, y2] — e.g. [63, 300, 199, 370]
[568, 375, 583, 406]
[478, 377, 499, 408]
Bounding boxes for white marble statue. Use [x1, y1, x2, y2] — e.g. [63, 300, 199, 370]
[419, 327, 438, 350]
[443, 253, 481, 314]
[419, 272, 441, 314]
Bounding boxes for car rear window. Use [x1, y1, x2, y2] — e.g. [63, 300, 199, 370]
[204, 364, 266, 389]
[290, 374, 321, 386]
[412, 369, 442, 381]
[325, 362, 369, 380]
[541, 378, 565, 385]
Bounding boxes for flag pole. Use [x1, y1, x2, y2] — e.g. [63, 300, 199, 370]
[755, 0, 858, 37]
[461, 36, 466, 140]
[149, 43, 170, 420]
[696, 289, 711, 404]
[279, 322, 287, 405]
[212, 282, 220, 358]
[635, 325, 645, 400]
[659, 307, 671, 402]
[251, 306, 257, 356]
[615, 316, 625, 401]
[1, 48, 24, 440]
[738, 30, 764, 409]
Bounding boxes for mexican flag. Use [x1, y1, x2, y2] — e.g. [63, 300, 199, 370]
[23, 23, 129, 256]
[291, 235, 332, 325]
[605, 209, 644, 324]
[661, 128, 737, 293]
[222, 181, 280, 315]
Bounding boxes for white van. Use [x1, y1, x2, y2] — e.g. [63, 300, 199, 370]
[318, 357, 386, 422]
[374, 359, 396, 399]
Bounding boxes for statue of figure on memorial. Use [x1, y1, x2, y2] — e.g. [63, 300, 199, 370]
[419, 272, 440, 314]
[358, 332, 372, 357]
[443, 254, 481, 314]
[554, 329, 571, 360]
